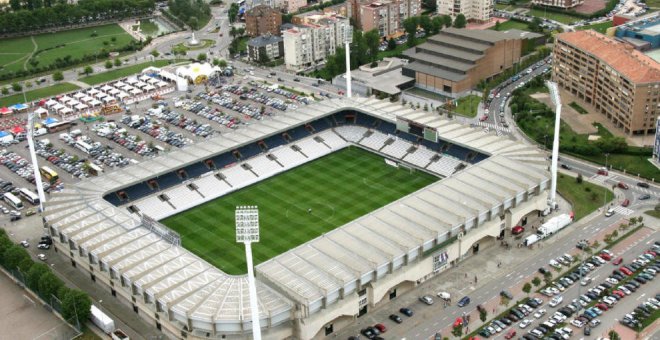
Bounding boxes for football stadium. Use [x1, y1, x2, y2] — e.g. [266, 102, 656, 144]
[43, 86, 551, 339]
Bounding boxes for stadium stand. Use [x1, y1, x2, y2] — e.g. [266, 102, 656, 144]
[381, 138, 412, 158]
[403, 147, 436, 168]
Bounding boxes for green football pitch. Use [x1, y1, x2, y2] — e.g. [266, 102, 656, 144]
[162, 147, 439, 274]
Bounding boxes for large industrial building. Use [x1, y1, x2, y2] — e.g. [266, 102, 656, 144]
[43, 87, 552, 340]
[402, 28, 543, 97]
[553, 30, 660, 135]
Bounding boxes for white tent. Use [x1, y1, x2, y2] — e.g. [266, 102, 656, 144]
[73, 92, 86, 99]
[109, 88, 121, 96]
[59, 107, 73, 115]
[87, 89, 100, 96]
[102, 96, 116, 103]
[139, 75, 151, 82]
[81, 96, 94, 103]
[117, 92, 129, 100]
[147, 77, 159, 84]
[59, 96, 73, 104]
[156, 81, 169, 88]
[114, 81, 127, 88]
[144, 85, 156, 92]
[176, 63, 220, 84]
[125, 78, 138, 85]
[34, 107, 49, 116]
[75, 103, 88, 111]
[45, 99, 58, 107]
[89, 99, 102, 107]
[130, 88, 142, 95]
[52, 103, 65, 111]
[94, 92, 107, 99]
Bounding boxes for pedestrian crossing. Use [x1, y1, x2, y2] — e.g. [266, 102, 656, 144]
[474, 121, 511, 134]
[611, 206, 634, 216]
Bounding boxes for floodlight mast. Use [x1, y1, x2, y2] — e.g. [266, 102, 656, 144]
[344, 24, 353, 98]
[24, 93, 46, 212]
[235, 205, 261, 340]
[546, 81, 561, 213]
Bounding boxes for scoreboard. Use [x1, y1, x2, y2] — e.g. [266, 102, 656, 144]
[396, 118, 438, 143]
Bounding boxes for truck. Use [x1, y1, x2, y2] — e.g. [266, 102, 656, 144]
[523, 212, 574, 246]
[90, 305, 115, 334]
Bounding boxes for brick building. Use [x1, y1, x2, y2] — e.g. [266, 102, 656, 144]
[553, 30, 660, 135]
[402, 28, 541, 97]
[245, 5, 282, 37]
[437, 0, 493, 23]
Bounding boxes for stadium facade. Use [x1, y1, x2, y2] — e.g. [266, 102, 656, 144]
[43, 96, 550, 340]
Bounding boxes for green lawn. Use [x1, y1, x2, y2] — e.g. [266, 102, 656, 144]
[557, 174, 613, 220]
[526, 9, 582, 24]
[491, 20, 531, 31]
[80, 60, 173, 85]
[645, 210, 660, 219]
[454, 95, 481, 118]
[645, 0, 660, 8]
[139, 20, 160, 36]
[0, 83, 79, 107]
[0, 24, 134, 78]
[162, 147, 438, 274]
[577, 21, 613, 34]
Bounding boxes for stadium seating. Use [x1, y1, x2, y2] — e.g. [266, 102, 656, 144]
[271, 146, 307, 167]
[334, 126, 367, 142]
[248, 156, 283, 177]
[381, 138, 411, 159]
[186, 162, 210, 178]
[310, 119, 332, 133]
[263, 134, 286, 150]
[156, 172, 181, 191]
[317, 130, 346, 150]
[237, 143, 262, 160]
[379, 121, 397, 135]
[403, 147, 435, 168]
[288, 125, 310, 141]
[210, 152, 237, 169]
[359, 131, 389, 150]
[426, 156, 463, 177]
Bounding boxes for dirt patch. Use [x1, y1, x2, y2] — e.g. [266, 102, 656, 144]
[574, 0, 607, 14]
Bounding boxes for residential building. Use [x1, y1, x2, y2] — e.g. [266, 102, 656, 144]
[531, 0, 583, 9]
[654, 117, 660, 164]
[248, 35, 285, 62]
[402, 28, 542, 97]
[553, 30, 660, 135]
[350, 0, 421, 37]
[283, 14, 351, 71]
[245, 5, 282, 37]
[437, 0, 493, 23]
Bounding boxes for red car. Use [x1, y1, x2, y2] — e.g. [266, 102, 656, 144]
[599, 253, 611, 261]
[595, 303, 608, 311]
[620, 267, 633, 276]
[618, 182, 629, 190]
[512, 225, 525, 235]
[646, 250, 657, 257]
[621, 199, 630, 207]
[504, 329, 517, 339]
[374, 323, 387, 333]
[597, 168, 608, 176]
[613, 290, 625, 298]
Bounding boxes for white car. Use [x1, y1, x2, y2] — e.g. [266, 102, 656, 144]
[549, 295, 563, 307]
[606, 277, 619, 285]
[519, 319, 532, 328]
[549, 259, 562, 269]
[619, 286, 632, 295]
[20, 240, 29, 248]
[37, 254, 47, 261]
[552, 312, 567, 322]
[580, 277, 592, 286]
[570, 319, 585, 328]
[533, 309, 546, 319]
[490, 322, 502, 333]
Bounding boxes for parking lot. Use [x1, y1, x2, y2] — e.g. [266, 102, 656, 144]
[0, 70, 319, 219]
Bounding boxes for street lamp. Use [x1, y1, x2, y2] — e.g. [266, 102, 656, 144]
[236, 206, 262, 340]
[603, 153, 609, 207]
[23, 90, 46, 212]
[546, 81, 562, 212]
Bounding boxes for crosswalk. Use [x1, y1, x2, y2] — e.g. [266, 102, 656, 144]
[611, 206, 634, 216]
[474, 121, 512, 134]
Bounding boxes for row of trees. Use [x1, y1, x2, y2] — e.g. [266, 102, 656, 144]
[0, 228, 92, 327]
[0, 0, 155, 34]
[167, 0, 210, 30]
[402, 14, 456, 47]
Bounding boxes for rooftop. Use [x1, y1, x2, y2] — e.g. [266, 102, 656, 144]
[248, 35, 283, 47]
[557, 30, 660, 84]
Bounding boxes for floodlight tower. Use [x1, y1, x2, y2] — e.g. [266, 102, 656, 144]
[546, 81, 561, 213]
[235, 206, 262, 340]
[344, 24, 353, 98]
[24, 93, 46, 212]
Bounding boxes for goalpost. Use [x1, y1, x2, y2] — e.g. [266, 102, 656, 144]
[384, 158, 414, 174]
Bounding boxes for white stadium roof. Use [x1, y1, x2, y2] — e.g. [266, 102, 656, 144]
[44, 97, 548, 327]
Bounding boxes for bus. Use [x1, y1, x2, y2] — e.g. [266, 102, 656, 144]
[18, 188, 39, 205]
[4, 192, 24, 210]
[40, 166, 59, 184]
[45, 121, 72, 133]
[75, 140, 93, 154]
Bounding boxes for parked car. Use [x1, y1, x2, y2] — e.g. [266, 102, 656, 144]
[457, 296, 471, 307]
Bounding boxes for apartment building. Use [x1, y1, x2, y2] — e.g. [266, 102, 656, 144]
[352, 0, 421, 37]
[553, 30, 660, 135]
[283, 14, 351, 71]
[437, 0, 493, 23]
[531, 0, 584, 9]
[245, 5, 283, 37]
[248, 35, 285, 62]
[402, 28, 541, 97]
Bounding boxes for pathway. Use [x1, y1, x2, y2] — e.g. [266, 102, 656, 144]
[67, 80, 91, 89]
[22, 36, 38, 72]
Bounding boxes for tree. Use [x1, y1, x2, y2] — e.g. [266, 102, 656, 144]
[60, 289, 92, 326]
[151, 50, 160, 58]
[1, 88, 8, 95]
[38, 271, 64, 300]
[451, 325, 463, 337]
[258, 52, 270, 64]
[576, 173, 583, 184]
[26, 263, 49, 291]
[522, 282, 532, 294]
[52, 71, 64, 82]
[105, 60, 113, 69]
[419, 15, 433, 35]
[2, 245, 30, 271]
[500, 295, 510, 306]
[453, 14, 467, 28]
[441, 15, 452, 28]
[494, 21, 501, 31]
[114, 58, 122, 67]
[83, 66, 93, 75]
[403, 16, 419, 47]
[11, 82, 22, 92]
[9, 0, 21, 11]
[532, 276, 541, 286]
[431, 16, 443, 34]
[528, 17, 543, 33]
[479, 308, 487, 322]
[387, 37, 397, 50]
[364, 29, 381, 62]
[217, 59, 228, 67]
[228, 3, 239, 23]
[608, 330, 621, 340]
[197, 53, 208, 62]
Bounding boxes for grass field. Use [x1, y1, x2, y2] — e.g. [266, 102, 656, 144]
[162, 147, 438, 274]
[80, 60, 173, 85]
[526, 9, 582, 24]
[491, 20, 531, 31]
[0, 83, 79, 107]
[0, 24, 134, 78]
[577, 21, 613, 33]
[557, 173, 613, 220]
[454, 94, 481, 117]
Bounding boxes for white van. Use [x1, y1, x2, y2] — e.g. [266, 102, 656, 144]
[605, 208, 615, 217]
